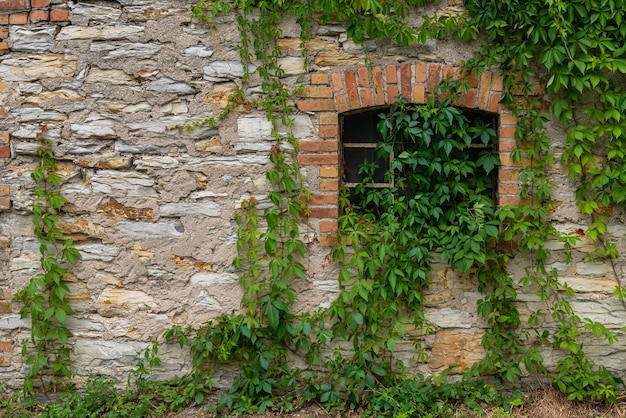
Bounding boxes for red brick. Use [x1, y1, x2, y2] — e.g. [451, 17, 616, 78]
[498, 183, 519, 195]
[318, 125, 338, 138]
[336, 94, 349, 113]
[488, 93, 502, 112]
[491, 72, 504, 91]
[30, 9, 49, 21]
[0, 15, 8, 25]
[319, 234, 338, 246]
[385, 64, 397, 84]
[499, 169, 519, 181]
[443, 66, 455, 81]
[319, 179, 339, 190]
[464, 89, 477, 108]
[0, 341, 11, 352]
[331, 72, 343, 92]
[50, 8, 69, 22]
[427, 64, 441, 92]
[0, 28, 8, 39]
[498, 140, 516, 152]
[500, 113, 517, 125]
[319, 220, 338, 233]
[460, 69, 479, 88]
[387, 85, 399, 103]
[0, 146, 10, 158]
[299, 154, 339, 165]
[32, 0, 50, 6]
[319, 167, 338, 177]
[297, 99, 336, 112]
[0, 42, 8, 54]
[0, 184, 9, 196]
[297, 86, 333, 98]
[9, 13, 28, 24]
[311, 73, 329, 85]
[498, 197, 521, 207]
[372, 66, 385, 105]
[357, 67, 369, 87]
[310, 194, 338, 205]
[309, 207, 339, 218]
[498, 126, 516, 139]
[319, 113, 338, 125]
[400, 63, 411, 101]
[0, 198, 10, 210]
[0, 0, 29, 11]
[0, 133, 8, 144]
[300, 140, 339, 152]
[0, 301, 11, 313]
[478, 72, 493, 110]
[415, 63, 427, 83]
[360, 88, 373, 108]
[499, 154, 531, 168]
[413, 85, 425, 104]
[345, 70, 360, 109]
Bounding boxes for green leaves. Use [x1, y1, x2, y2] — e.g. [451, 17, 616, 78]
[16, 129, 79, 394]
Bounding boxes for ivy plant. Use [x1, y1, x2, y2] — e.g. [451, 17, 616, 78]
[16, 127, 79, 394]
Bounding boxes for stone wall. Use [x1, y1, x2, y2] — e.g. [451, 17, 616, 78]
[1, 0, 625, 390]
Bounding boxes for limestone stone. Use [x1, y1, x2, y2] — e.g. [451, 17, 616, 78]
[316, 25, 346, 36]
[183, 45, 214, 57]
[97, 199, 154, 220]
[0, 315, 30, 330]
[76, 155, 133, 169]
[97, 100, 152, 113]
[90, 42, 162, 60]
[70, 2, 123, 24]
[74, 243, 120, 262]
[85, 68, 137, 86]
[190, 272, 239, 286]
[9, 26, 56, 51]
[57, 25, 144, 41]
[18, 89, 82, 106]
[91, 170, 156, 197]
[0, 54, 77, 82]
[63, 142, 108, 154]
[203, 61, 257, 82]
[428, 329, 485, 373]
[159, 202, 221, 218]
[274, 115, 314, 139]
[97, 288, 156, 311]
[237, 117, 273, 140]
[313, 52, 366, 67]
[134, 156, 180, 170]
[147, 77, 196, 95]
[115, 221, 184, 239]
[114, 142, 172, 155]
[11, 108, 67, 122]
[127, 116, 218, 140]
[73, 340, 149, 367]
[277, 56, 306, 76]
[424, 307, 477, 329]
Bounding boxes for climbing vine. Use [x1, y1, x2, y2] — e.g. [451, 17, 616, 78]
[12, 0, 622, 414]
[16, 126, 79, 394]
[157, 0, 626, 413]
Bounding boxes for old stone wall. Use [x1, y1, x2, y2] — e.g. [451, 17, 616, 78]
[1, 0, 625, 390]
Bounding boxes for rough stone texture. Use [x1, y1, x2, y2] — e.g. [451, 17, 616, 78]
[0, 0, 624, 393]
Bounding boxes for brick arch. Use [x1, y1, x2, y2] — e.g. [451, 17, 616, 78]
[296, 62, 528, 246]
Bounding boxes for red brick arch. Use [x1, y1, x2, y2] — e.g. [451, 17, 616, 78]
[296, 62, 527, 246]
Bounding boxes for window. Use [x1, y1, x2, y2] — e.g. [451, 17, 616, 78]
[340, 103, 499, 214]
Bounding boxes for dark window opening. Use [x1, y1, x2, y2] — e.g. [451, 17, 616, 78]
[340, 105, 499, 212]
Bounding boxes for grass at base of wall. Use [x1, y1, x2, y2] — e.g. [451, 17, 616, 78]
[2, 377, 624, 418]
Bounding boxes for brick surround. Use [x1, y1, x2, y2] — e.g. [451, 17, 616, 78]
[0, 0, 69, 54]
[297, 63, 526, 246]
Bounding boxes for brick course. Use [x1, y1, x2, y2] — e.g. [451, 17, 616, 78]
[295, 64, 537, 221]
